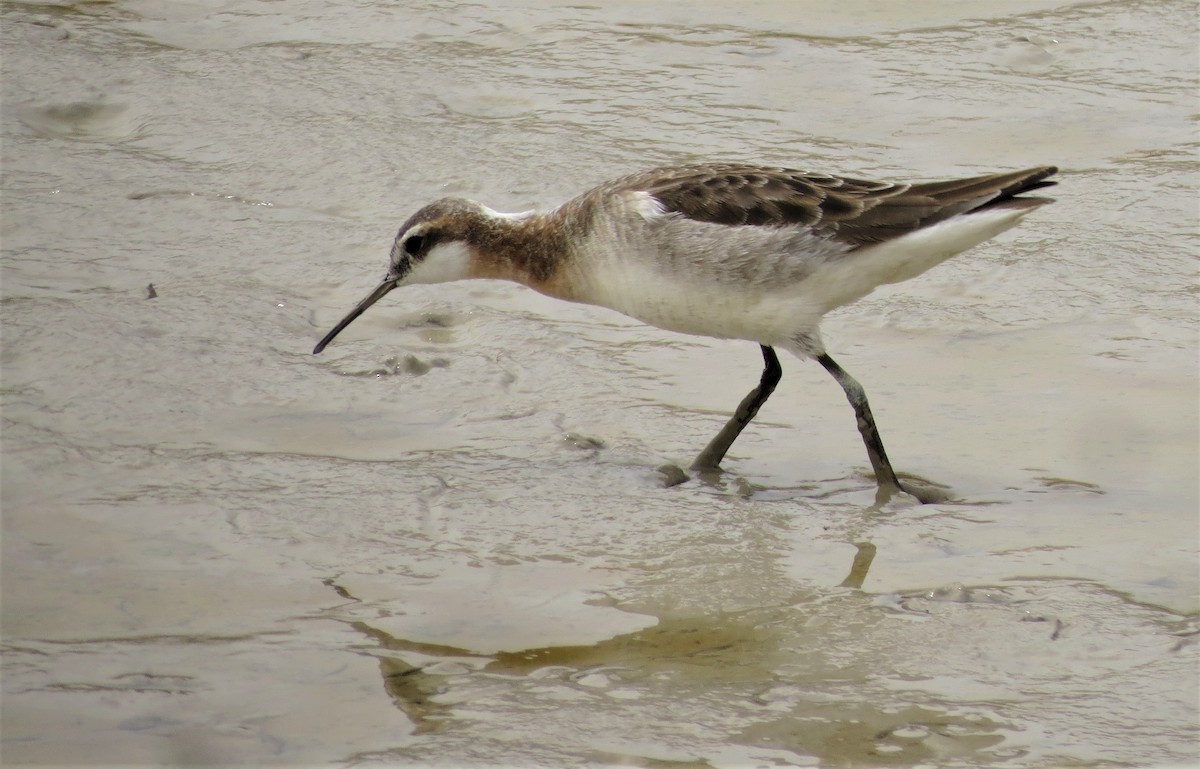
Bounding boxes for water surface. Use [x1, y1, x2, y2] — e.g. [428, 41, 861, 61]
[2, 0, 1197, 766]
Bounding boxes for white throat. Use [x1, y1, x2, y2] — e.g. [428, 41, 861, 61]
[405, 241, 472, 285]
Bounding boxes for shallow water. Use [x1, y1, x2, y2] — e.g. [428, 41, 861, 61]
[2, 0, 1197, 766]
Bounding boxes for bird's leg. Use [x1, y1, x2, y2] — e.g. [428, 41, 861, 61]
[691, 345, 782, 471]
[815, 353, 905, 493]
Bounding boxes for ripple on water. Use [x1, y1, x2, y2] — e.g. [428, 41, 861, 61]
[17, 99, 144, 142]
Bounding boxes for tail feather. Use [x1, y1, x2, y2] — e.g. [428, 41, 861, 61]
[913, 166, 1059, 212]
[814, 167, 1057, 310]
[834, 166, 1057, 246]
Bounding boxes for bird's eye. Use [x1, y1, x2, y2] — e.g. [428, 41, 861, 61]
[403, 235, 425, 256]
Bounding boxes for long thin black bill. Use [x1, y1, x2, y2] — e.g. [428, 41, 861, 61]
[312, 277, 398, 354]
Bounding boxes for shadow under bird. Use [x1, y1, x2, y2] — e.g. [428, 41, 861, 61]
[313, 163, 1057, 501]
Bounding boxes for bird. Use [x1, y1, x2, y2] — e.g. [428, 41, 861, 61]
[313, 163, 1057, 500]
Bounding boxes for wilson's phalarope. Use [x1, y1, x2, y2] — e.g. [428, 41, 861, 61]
[314, 163, 1057, 499]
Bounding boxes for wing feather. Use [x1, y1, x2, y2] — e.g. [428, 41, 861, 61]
[603, 164, 1057, 249]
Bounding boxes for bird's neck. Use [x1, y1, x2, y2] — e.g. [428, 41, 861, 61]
[465, 209, 581, 300]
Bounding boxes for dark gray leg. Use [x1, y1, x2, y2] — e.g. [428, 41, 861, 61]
[691, 345, 782, 470]
[816, 353, 904, 492]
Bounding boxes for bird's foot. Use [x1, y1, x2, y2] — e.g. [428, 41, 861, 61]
[877, 474, 954, 505]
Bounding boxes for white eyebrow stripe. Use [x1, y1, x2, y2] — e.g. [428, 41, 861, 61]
[482, 205, 535, 221]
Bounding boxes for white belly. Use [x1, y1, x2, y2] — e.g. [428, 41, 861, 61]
[566, 214, 843, 345]
[571, 257, 824, 346]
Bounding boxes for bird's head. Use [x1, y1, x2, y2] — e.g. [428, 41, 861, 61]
[312, 198, 493, 354]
